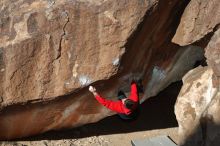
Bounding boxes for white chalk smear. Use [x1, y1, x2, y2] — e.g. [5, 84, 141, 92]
[72, 62, 79, 78]
[145, 66, 166, 96]
[79, 75, 92, 86]
[112, 58, 119, 66]
[152, 66, 166, 81]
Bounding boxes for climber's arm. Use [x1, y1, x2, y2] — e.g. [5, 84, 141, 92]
[89, 86, 125, 113]
[129, 82, 138, 102]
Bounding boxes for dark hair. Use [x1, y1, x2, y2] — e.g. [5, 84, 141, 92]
[124, 99, 135, 110]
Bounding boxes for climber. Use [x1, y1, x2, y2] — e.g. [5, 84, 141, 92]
[89, 80, 142, 120]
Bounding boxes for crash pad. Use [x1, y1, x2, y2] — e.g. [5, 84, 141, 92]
[131, 135, 177, 146]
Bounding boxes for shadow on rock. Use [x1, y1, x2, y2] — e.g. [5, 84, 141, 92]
[181, 117, 220, 146]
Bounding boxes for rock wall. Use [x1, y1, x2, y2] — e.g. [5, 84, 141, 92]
[175, 66, 220, 146]
[0, 0, 152, 105]
[0, 0, 205, 140]
[172, 0, 220, 46]
[173, 0, 220, 145]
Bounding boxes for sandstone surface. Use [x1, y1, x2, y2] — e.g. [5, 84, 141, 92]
[0, 0, 152, 105]
[172, 0, 220, 46]
[175, 66, 220, 146]
[0, 0, 203, 140]
[205, 28, 220, 87]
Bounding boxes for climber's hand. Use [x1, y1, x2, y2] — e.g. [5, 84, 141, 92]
[89, 86, 96, 93]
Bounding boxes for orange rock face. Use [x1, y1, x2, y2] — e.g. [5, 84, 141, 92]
[0, 0, 151, 105]
[0, 0, 204, 140]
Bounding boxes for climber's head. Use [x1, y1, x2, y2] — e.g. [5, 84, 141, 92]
[122, 98, 135, 110]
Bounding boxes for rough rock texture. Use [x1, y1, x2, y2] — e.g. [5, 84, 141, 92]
[0, 0, 204, 140]
[173, 0, 220, 145]
[0, 0, 152, 105]
[205, 28, 220, 87]
[174, 31, 220, 145]
[175, 66, 220, 146]
[172, 0, 220, 46]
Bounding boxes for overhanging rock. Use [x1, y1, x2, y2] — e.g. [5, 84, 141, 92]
[0, 0, 200, 140]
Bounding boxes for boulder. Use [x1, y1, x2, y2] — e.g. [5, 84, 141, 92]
[173, 2, 220, 144]
[172, 0, 220, 46]
[175, 66, 220, 146]
[205, 28, 220, 87]
[0, 0, 202, 140]
[0, 0, 152, 105]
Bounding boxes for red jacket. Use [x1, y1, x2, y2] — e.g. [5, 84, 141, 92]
[95, 83, 139, 115]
